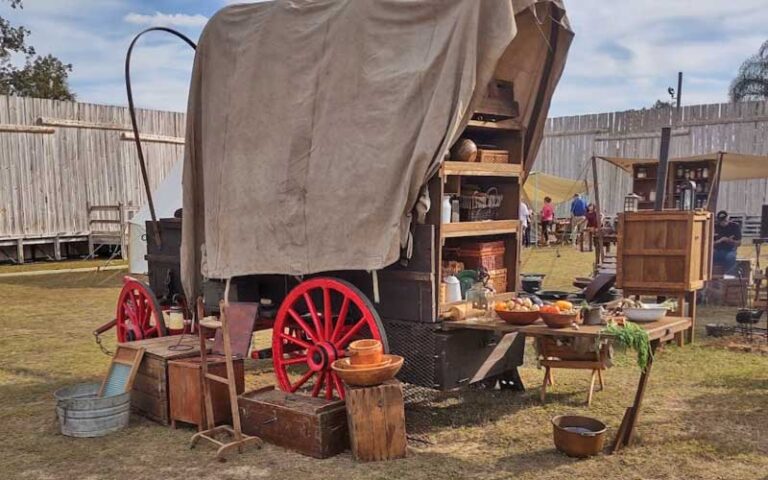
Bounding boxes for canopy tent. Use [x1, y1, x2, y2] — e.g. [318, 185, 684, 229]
[596, 152, 768, 182]
[523, 171, 588, 210]
[180, 0, 573, 299]
[127, 161, 183, 274]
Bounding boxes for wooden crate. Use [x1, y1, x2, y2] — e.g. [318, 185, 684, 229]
[476, 149, 509, 164]
[168, 355, 244, 429]
[238, 386, 348, 459]
[345, 380, 407, 462]
[122, 335, 210, 425]
[617, 211, 712, 292]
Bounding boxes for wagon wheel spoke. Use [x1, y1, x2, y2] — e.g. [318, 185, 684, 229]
[334, 315, 371, 350]
[279, 332, 312, 350]
[303, 293, 324, 341]
[288, 308, 319, 343]
[281, 355, 308, 366]
[289, 369, 315, 393]
[330, 296, 350, 344]
[322, 287, 332, 340]
[325, 370, 333, 400]
[115, 278, 165, 343]
[331, 371, 344, 400]
[312, 371, 326, 397]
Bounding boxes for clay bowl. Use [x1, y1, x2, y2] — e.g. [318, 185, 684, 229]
[331, 354, 404, 387]
[495, 309, 541, 326]
[552, 415, 607, 458]
[541, 311, 582, 329]
[344, 357, 392, 370]
[348, 339, 383, 366]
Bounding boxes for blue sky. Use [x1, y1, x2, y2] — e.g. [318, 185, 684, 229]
[3, 0, 768, 117]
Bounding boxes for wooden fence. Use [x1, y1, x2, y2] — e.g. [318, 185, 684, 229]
[536, 100, 768, 217]
[0, 95, 766, 261]
[0, 95, 184, 261]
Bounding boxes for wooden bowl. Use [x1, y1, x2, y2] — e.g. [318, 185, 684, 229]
[552, 415, 607, 458]
[348, 339, 383, 366]
[541, 312, 581, 329]
[495, 309, 541, 325]
[331, 354, 404, 387]
[344, 357, 392, 370]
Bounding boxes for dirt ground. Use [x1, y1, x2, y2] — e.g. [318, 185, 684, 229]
[0, 249, 767, 480]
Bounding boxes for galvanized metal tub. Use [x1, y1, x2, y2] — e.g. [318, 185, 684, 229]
[54, 383, 131, 437]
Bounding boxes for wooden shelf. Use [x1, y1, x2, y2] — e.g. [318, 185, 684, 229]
[441, 161, 521, 178]
[441, 219, 518, 238]
[467, 118, 522, 131]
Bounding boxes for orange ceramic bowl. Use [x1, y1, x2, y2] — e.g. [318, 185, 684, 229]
[495, 309, 541, 325]
[541, 312, 582, 329]
[348, 339, 383, 365]
[331, 355, 404, 387]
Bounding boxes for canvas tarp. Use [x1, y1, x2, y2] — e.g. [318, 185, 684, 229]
[181, 0, 572, 299]
[597, 152, 768, 182]
[523, 171, 587, 209]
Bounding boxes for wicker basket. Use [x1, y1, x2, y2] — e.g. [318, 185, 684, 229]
[459, 187, 503, 221]
[488, 268, 507, 293]
[477, 148, 509, 164]
[458, 240, 505, 270]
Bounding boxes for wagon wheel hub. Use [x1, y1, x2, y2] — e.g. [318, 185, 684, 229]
[272, 277, 388, 400]
[306, 342, 339, 372]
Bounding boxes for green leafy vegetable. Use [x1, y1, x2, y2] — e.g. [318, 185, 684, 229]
[600, 321, 653, 371]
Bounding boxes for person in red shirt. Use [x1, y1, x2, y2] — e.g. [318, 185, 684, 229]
[540, 196, 554, 246]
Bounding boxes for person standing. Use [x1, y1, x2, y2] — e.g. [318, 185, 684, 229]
[713, 210, 741, 274]
[569, 193, 587, 246]
[520, 200, 531, 247]
[540, 197, 554, 246]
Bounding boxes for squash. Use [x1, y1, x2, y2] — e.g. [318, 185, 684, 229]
[555, 300, 573, 311]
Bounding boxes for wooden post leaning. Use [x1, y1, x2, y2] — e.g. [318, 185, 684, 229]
[190, 298, 262, 461]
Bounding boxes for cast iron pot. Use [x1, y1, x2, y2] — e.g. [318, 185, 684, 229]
[552, 415, 607, 458]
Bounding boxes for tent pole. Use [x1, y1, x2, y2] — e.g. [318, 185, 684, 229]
[707, 152, 724, 213]
[654, 127, 672, 211]
[592, 156, 604, 267]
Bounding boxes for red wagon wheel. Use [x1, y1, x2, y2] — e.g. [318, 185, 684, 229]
[272, 277, 387, 400]
[115, 276, 167, 343]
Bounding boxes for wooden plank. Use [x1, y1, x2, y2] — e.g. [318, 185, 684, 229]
[120, 131, 185, 145]
[440, 219, 518, 238]
[36, 116, 128, 131]
[441, 161, 521, 177]
[467, 118, 522, 130]
[0, 124, 55, 134]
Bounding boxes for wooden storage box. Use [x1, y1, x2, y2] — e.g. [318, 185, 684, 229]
[705, 278, 746, 307]
[238, 386, 348, 459]
[345, 380, 407, 462]
[617, 211, 712, 292]
[123, 335, 210, 425]
[168, 354, 244, 429]
[476, 148, 509, 164]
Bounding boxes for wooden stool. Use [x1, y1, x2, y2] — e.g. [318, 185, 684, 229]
[190, 299, 262, 461]
[537, 338, 608, 406]
[344, 380, 407, 462]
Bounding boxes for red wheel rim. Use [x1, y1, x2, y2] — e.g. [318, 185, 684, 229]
[115, 276, 167, 343]
[272, 278, 387, 400]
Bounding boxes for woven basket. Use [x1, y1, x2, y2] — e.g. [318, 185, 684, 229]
[459, 187, 503, 221]
[488, 268, 507, 293]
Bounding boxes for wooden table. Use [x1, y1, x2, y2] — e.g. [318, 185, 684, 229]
[442, 316, 692, 452]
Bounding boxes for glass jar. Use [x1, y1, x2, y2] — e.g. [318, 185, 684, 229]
[466, 281, 492, 316]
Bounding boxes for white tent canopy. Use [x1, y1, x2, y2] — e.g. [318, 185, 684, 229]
[127, 161, 183, 274]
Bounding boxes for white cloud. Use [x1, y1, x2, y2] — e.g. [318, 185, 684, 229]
[124, 12, 208, 28]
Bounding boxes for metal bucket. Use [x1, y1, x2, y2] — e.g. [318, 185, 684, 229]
[54, 383, 131, 437]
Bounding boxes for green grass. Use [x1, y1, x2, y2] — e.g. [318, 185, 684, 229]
[0, 251, 766, 479]
[0, 258, 127, 274]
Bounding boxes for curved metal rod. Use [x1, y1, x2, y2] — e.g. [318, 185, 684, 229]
[125, 27, 197, 248]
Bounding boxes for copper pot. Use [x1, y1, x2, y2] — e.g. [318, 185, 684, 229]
[552, 415, 607, 458]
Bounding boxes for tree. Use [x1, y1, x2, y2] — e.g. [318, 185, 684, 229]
[729, 40, 768, 102]
[0, 0, 75, 100]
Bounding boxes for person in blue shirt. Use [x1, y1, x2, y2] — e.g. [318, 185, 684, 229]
[570, 193, 587, 245]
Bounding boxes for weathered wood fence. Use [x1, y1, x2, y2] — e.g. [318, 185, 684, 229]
[1, 95, 766, 261]
[0, 95, 184, 261]
[536, 100, 768, 216]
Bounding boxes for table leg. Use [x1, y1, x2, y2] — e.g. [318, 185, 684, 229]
[610, 340, 659, 453]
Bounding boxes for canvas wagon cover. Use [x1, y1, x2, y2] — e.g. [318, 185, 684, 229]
[181, 0, 571, 297]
